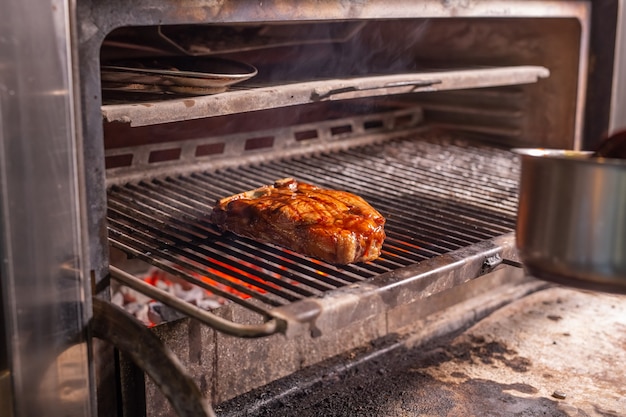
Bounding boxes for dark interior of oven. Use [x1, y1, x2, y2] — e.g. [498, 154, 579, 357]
[97, 16, 584, 416]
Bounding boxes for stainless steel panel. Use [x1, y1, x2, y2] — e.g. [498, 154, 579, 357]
[610, 0, 626, 134]
[515, 149, 626, 292]
[0, 0, 94, 416]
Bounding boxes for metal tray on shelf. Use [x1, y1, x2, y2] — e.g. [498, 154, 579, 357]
[101, 56, 257, 96]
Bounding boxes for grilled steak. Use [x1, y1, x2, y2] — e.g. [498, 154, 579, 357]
[210, 178, 386, 264]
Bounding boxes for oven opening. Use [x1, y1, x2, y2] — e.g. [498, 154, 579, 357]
[100, 16, 579, 329]
[95, 13, 586, 414]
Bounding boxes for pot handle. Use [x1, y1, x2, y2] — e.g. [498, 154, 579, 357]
[91, 297, 216, 417]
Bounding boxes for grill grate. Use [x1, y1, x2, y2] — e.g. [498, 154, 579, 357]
[107, 131, 520, 324]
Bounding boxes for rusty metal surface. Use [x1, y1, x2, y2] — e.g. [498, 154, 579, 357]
[77, 1, 590, 31]
[101, 66, 548, 127]
[217, 287, 626, 416]
[104, 107, 425, 184]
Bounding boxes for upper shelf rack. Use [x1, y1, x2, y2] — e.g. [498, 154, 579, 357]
[101, 65, 549, 127]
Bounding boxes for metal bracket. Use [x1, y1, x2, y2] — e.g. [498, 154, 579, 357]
[481, 253, 503, 275]
[482, 254, 524, 275]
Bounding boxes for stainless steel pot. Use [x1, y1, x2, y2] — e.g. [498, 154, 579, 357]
[514, 149, 626, 293]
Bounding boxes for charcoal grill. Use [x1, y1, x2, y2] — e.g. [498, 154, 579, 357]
[107, 130, 521, 339]
[2, 1, 625, 417]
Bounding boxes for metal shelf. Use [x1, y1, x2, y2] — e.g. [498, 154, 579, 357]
[101, 66, 549, 127]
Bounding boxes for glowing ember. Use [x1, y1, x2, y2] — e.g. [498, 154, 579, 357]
[112, 255, 304, 326]
[112, 267, 225, 327]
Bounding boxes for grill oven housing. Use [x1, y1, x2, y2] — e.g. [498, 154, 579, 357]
[1, 1, 624, 417]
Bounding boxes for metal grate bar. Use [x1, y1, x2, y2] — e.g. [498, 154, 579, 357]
[108, 196, 305, 303]
[108, 201, 314, 301]
[108, 188, 347, 303]
[196, 170, 405, 272]
[315, 155, 517, 229]
[107, 132, 519, 322]
[109, 234, 278, 314]
[255, 158, 508, 239]
[155, 174, 381, 283]
[141, 177, 368, 289]
[108, 214, 291, 306]
[279, 145, 518, 223]
[364, 139, 520, 198]
[294, 149, 517, 222]
[221, 168, 452, 261]
[338, 148, 520, 213]
[235, 162, 502, 247]
[185, 172, 395, 276]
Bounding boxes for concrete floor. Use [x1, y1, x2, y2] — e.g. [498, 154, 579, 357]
[217, 286, 626, 416]
[401, 287, 626, 416]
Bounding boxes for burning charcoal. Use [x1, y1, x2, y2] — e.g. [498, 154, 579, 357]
[134, 303, 151, 326]
[120, 285, 152, 305]
[149, 302, 186, 323]
[122, 301, 151, 326]
[195, 297, 224, 310]
[124, 301, 143, 315]
[112, 265, 227, 327]
[173, 283, 205, 303]
[154, 278, 171, 291]
[111, 290, 125, 307]
[147, 302, 164, 326]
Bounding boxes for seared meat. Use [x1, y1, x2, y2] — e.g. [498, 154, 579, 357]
[210, 178, 386, 264]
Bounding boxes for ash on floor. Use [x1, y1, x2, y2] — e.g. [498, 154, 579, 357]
[216, 287, 626, 417]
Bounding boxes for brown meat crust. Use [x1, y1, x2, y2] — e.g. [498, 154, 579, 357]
[210, 178, 386, 264]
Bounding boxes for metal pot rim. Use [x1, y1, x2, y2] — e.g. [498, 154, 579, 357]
[513, 148, 626, 168]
